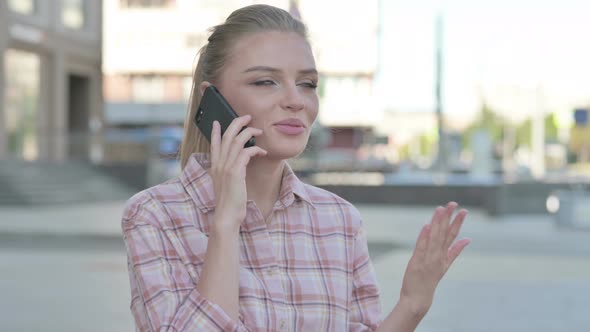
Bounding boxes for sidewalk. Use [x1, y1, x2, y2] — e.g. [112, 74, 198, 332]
[1, 201, 588, 256]
[357, 204, 590, 257]
[355, 205, 590, 332]
[0, 201, 127, 252]
[0, 201, 590, 239]
[0, 201, 126, 237]
[1, 201, 589, 331]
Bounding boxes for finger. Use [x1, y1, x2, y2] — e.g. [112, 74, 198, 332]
[225, 127, 264, 166]
[444, 209, 468, 249]
[427, 206, 445, 252]
[441, 202, 458, 237]
[414, 224, 431, 259]
[220, 115, 252, 158]
[447, 238, 471, 268]
[210, 121, 221, 166]
[234, 146, 268, 169]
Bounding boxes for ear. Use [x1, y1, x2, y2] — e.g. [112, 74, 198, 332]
[199, 81, 212, 97]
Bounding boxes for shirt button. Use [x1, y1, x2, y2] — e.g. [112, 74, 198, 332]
[279, 320, 286, 330]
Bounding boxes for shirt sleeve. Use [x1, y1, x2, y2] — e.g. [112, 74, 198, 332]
[122, 197, 249, 332]
[349, 226, 382, 332]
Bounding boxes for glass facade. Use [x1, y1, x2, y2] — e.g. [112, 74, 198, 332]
[4, 49, 41, 161]
[131, 75, 165, 102]
[120, 0, 176, 8]
[7, 0, 37, 15]
[61, 0, 86, 30]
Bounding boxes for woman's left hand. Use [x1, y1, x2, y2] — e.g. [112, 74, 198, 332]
[398, 202, 471, 318]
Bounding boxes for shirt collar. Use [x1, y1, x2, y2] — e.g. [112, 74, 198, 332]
[180, 153, 314, 213]
[278, 161, 314, 209]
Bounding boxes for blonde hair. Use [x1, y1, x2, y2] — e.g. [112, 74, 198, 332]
[179, 4, 309, 169]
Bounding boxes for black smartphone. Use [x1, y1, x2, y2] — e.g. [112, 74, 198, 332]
[194, 85, 256, 148]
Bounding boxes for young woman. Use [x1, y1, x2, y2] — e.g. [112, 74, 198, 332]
[122, 4, 471, 331]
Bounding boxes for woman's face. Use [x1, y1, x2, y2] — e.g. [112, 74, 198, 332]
[205, 31, 319, 161]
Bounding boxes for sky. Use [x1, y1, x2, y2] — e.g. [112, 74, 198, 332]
[376, 0, 590, 124]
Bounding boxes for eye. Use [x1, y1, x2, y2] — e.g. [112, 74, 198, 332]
[298, 81, 318, 89]
[253, 80, 276, 86]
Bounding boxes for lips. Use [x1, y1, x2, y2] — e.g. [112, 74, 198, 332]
[273, 118, 306, 135]
[274, 119, 305, 127]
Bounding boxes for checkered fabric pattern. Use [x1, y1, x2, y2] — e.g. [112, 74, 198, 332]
[122, 153, 382, 331]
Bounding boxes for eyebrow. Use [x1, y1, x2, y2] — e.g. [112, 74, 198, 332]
[242, 66, 318, 76]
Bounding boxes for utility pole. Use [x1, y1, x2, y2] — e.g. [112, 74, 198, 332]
[434, 8, 447, 172]
[531, 85, 546, 178]
[375, 0, 385, 127]
[376, 0, 383, 93]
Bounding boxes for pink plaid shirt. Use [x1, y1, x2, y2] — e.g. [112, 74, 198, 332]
[122, 153, 382, 331]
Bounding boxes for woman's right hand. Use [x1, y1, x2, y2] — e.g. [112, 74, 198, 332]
[209, 114, 267, 233]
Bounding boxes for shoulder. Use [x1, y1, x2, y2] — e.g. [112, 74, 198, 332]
[121, 177, 188, 229]
[302, 183, 363, 232]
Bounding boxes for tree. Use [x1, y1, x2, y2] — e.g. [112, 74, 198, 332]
[463, 102, 506, 150]
[515, 113, 559, 148]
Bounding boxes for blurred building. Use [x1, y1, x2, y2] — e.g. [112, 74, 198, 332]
[0, 0, 103, 162]
[297, 0, 380, 128]
[102, 0, 286, 126]
[103, 0, 228, 126]
[298, 0, 382, 156]
[102, 0, 262, 162]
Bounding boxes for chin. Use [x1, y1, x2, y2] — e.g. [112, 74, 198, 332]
[263, 142, 307, 161]
[267, 148, 305, 161]
[256, 132, 310, 160]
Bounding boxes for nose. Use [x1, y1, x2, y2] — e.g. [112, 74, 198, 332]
[281, 84, 305, 112]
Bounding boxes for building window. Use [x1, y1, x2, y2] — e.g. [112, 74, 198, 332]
[185, 33, 205, 49]
[182, 76, 193, 102]
[4, 49, 41, 161]
[120, 0, 175, 8]
[61, 0, 86, 30]
[8, 0, 37, 15]
[131, 75, 165, 103]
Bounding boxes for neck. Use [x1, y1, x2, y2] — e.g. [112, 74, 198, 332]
[246, 157, 285, 218]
